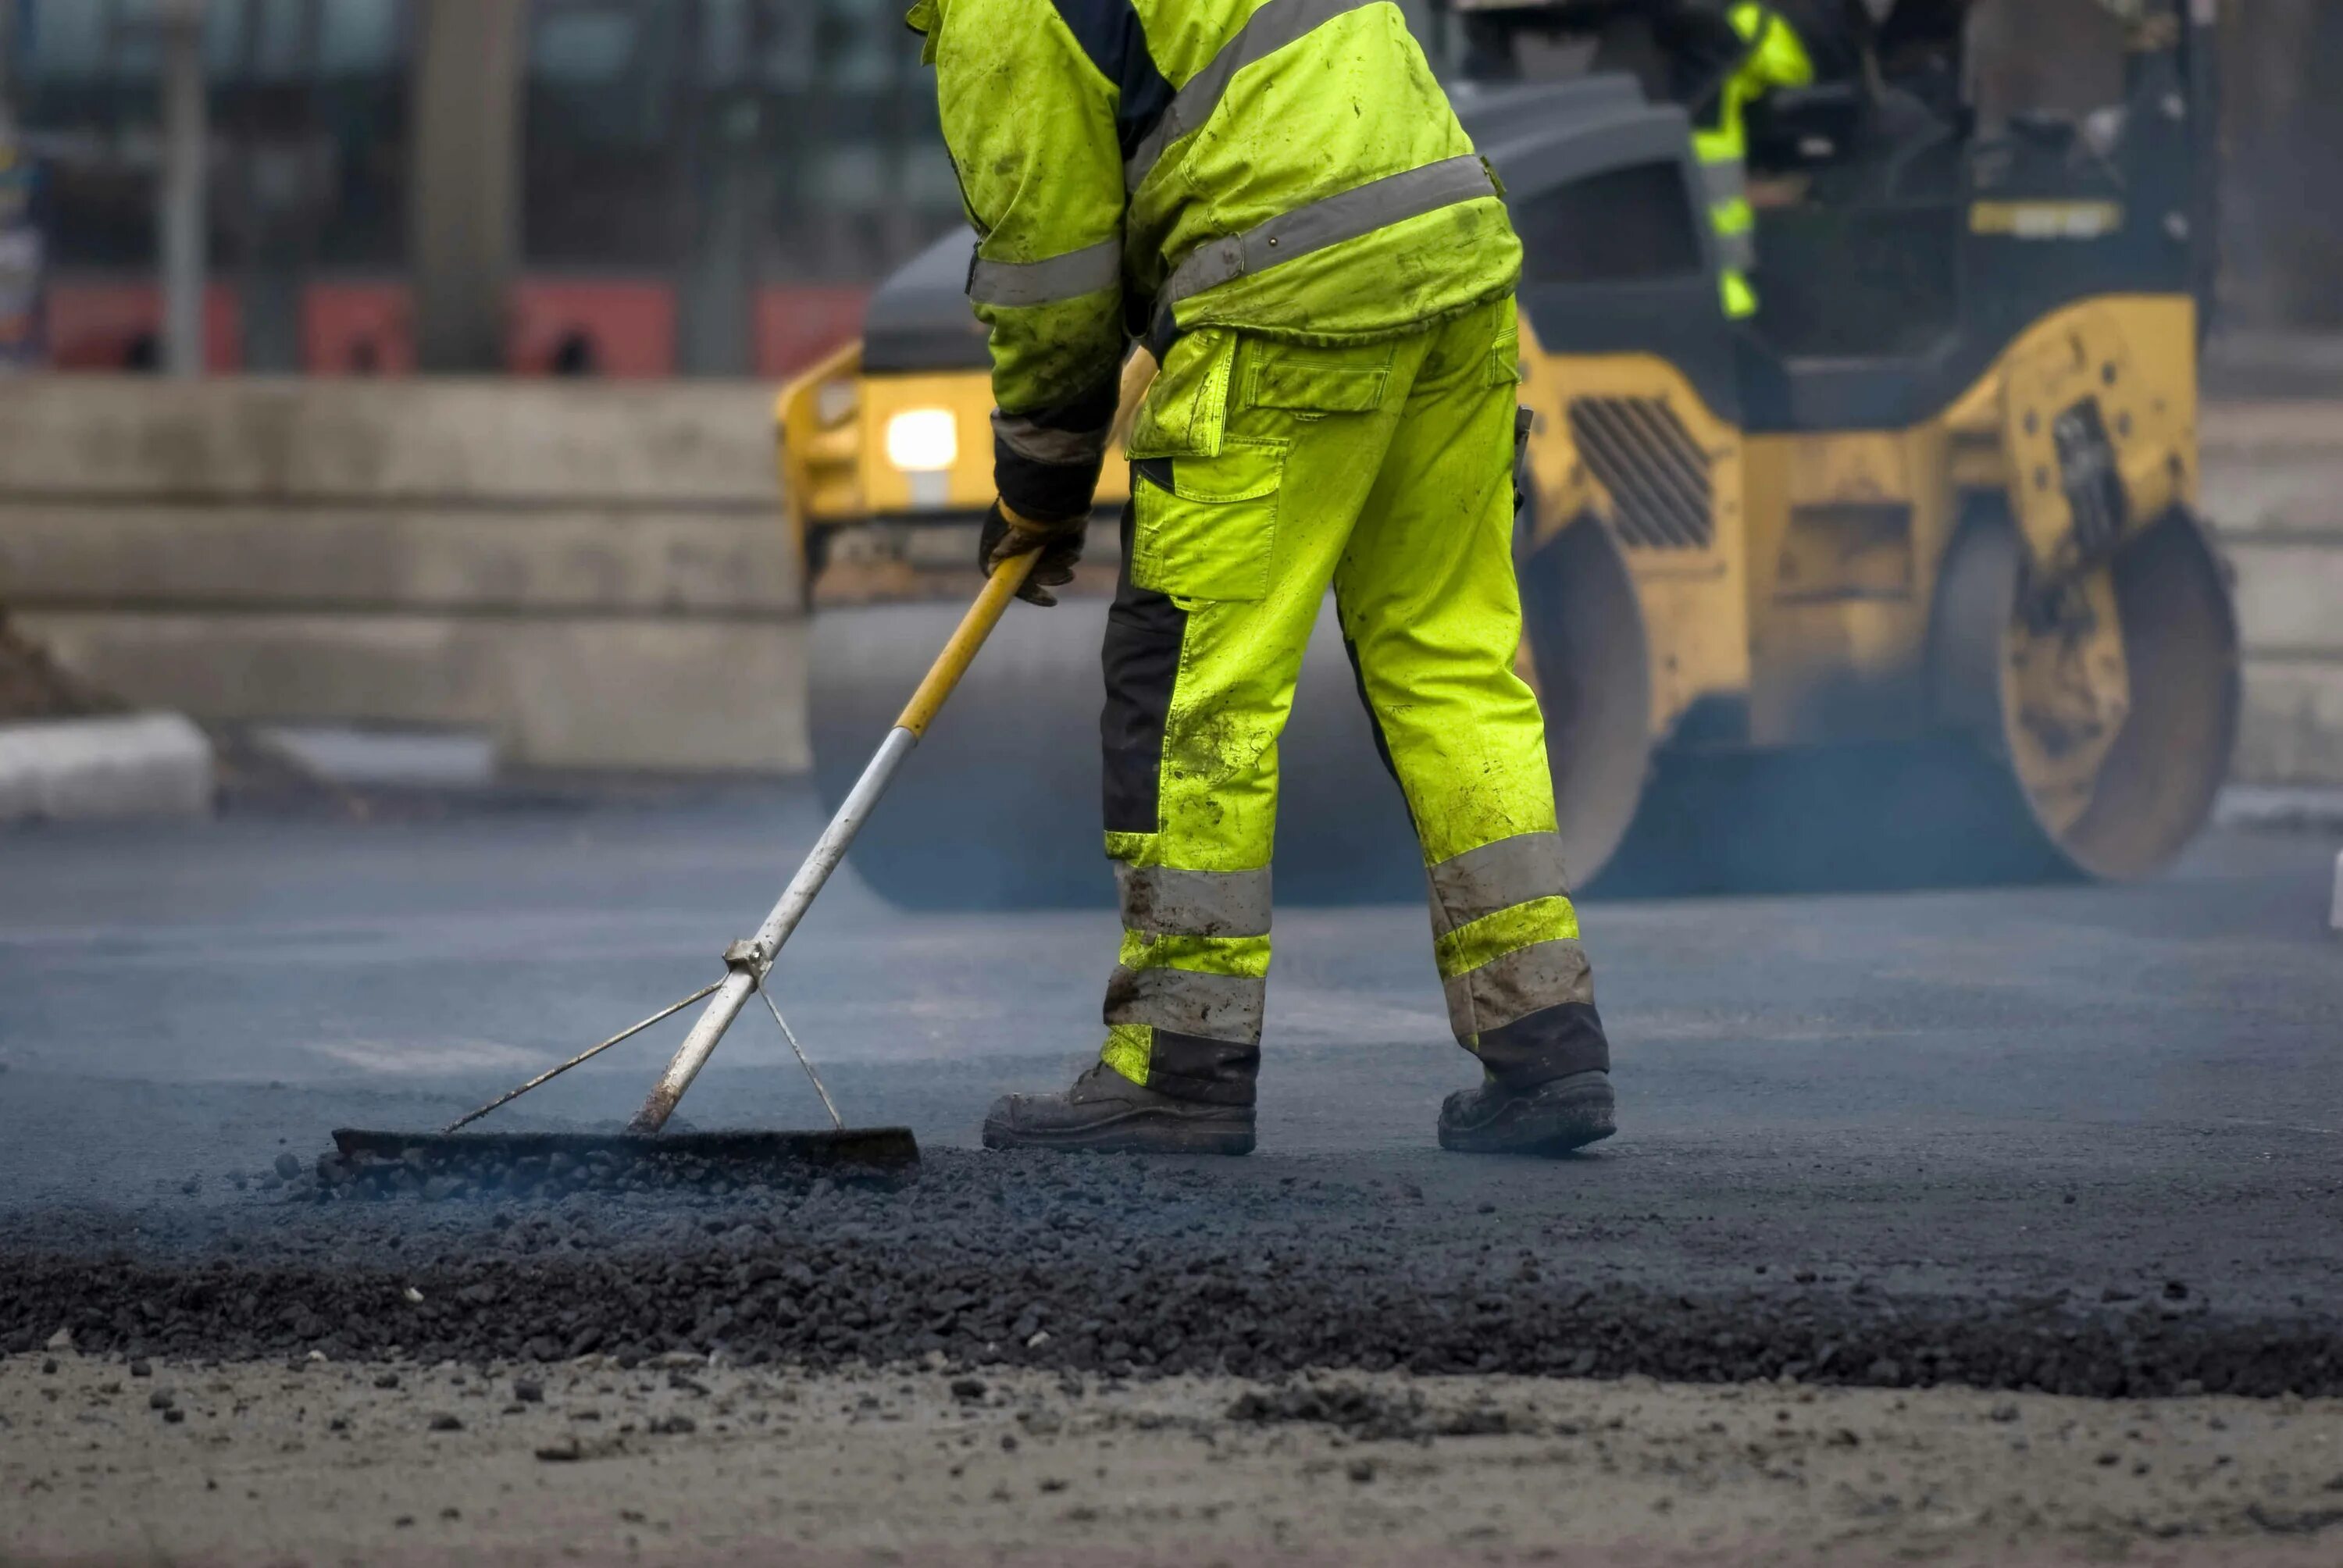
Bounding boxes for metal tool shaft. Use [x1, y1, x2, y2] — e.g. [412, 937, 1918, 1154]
[627, 552, 1036, 1134]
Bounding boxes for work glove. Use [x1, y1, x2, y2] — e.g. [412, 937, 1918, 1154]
[979, 499, 1086, 608]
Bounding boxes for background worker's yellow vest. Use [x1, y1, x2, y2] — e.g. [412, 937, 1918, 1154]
[1691, 2, 1815, 319]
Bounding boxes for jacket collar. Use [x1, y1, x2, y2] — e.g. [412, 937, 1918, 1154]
[904, 0, 940, 62]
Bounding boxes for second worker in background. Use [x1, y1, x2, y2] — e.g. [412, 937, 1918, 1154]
[905, 0, 1617, 1156]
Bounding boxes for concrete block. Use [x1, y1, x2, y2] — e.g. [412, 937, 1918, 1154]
[0, 378, 781, 506]
[16, 611, 808, 773]
[2199, 401, 2343, 463]
[2203, 336, 2343, 403]
[254, 725, 497, 789]
[2216, 784, 2343, 833]
[2201, 456, 2343, 537]
[2224, 536, 2343, 657]
[0, 501, 800, 615]
[0, 712, 214, 823]
[2234, 658, 2343, 786]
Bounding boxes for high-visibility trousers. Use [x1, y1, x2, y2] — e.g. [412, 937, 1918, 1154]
[1096, 293, 1610, 1105]
[1703, 151, 1762, 319]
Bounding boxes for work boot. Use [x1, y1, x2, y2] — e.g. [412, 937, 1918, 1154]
[1438, 1069, 1616, 1156]
[982, 1062, 1255, 1155]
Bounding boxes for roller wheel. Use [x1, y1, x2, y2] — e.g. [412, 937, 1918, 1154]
[1931, 504, 2239, 880]
[1514, 511, 1655, 892]
[1582, 503, 2238, 897]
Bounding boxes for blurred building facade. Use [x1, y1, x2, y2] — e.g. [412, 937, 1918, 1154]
[0, 0, 968, 376]
[0, 0, 2336, 379]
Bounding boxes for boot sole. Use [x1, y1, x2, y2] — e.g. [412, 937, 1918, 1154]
[981, 1108, 1255, 1156]
[1439, 1071, 1617, 1156]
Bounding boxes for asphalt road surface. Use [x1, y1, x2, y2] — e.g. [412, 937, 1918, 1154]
[3, 789, 2341, 1562]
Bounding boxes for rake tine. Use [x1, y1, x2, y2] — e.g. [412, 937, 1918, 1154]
[758, 985, 845, 1131]
[441, 980, 725, 1135]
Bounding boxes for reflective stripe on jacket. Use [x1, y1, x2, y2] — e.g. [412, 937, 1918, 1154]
[908, 0, 1522, 518]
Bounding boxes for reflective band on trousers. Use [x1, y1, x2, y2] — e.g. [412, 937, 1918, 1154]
[1115, 863, 1273, 939]
[966, 234, 1122, 308]
[1443, 938, 1595, 1039]
[1124, 0, 1380, 191]
[1702, 157, 1748, 206]
[1104, 964, 1266, 1045]
[1426, 831, 1569, 938]
[1154, 155, 1497, 316]
[1702, 156, 1757, 272]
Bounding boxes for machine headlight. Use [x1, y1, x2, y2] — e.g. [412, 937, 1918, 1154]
[884, 408, 959, 472]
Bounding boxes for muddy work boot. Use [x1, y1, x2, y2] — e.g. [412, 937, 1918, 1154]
[982, 1062, 1255, 1155]
[1438, 1069, 1616, 1156]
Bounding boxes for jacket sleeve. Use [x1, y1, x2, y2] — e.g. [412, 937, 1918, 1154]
[1726, 3, 1818, 93]
[933, 0, 1130, 523]
[1649, 0, 1756, 116]
[1653, 2, 1814, 120]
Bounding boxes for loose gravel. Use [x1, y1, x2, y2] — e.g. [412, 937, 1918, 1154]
[4, 1150, 2335, 1399]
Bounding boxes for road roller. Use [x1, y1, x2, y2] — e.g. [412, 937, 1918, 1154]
[779, 0, 2235, 907]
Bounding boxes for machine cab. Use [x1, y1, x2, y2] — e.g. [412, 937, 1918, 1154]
[1443, 0, 2221, 429]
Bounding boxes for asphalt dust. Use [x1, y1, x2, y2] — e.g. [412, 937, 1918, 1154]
[8, 1352, 2342, 1566]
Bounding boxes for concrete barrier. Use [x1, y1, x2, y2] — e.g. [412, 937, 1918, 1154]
[2201, 404, 2343, 789]
[0, 378, 804, 773]
[0, 380, 2334, 788]
[0, 713, 214, 823]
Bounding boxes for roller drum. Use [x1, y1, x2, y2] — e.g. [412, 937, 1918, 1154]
[1589, 504, 2239, 895]
[810, 594, 1421, 909]
[1932, 504, 2239, 883]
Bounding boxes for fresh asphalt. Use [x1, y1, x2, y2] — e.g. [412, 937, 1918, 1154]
[2, 786, 2339, 1392]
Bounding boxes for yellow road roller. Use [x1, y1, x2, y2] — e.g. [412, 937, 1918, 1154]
[779, 0, 2235, 907]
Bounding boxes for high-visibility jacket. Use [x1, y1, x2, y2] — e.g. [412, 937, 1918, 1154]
[905, 0, 1523, 523]
[1685, 2, 1817, 318]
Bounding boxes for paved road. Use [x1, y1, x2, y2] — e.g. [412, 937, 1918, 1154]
[2, 790, 2340, 1392]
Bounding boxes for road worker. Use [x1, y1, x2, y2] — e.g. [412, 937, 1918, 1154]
[1639, 0, 1883, 316]
[906, 0, 1616, 1156]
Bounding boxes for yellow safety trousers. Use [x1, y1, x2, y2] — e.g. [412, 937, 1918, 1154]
[1095, 295, 1609, 1105]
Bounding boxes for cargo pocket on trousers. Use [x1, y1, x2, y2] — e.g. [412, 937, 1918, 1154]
[1241, 342, 1393, 416]
[1129, 330, 1237, 462]
[1129, 440, 1286, 604]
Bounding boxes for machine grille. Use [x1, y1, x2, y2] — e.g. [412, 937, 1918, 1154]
[1567, 397, 1715, 551]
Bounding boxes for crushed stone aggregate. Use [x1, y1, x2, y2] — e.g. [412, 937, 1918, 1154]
[3, 1150, 2335, 1399]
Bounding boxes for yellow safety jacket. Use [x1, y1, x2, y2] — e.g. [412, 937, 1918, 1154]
[1690, 2, 1816, 318]
[905, 0, 1523, 522]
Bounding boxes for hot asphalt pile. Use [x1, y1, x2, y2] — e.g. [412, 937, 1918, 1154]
[5, 1149, 2336, 1399]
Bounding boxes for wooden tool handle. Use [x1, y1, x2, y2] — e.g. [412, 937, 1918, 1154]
[893, 547, 1038, 737]
[892, 344, 1161, 742]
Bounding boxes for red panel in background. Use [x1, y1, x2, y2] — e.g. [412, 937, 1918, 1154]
[756, 284, 870, 379]
[43, 276, 873, 380]
[508, 279, 676, 379]
[45, 280, 241, 372]
[304, 281, 415, 376]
